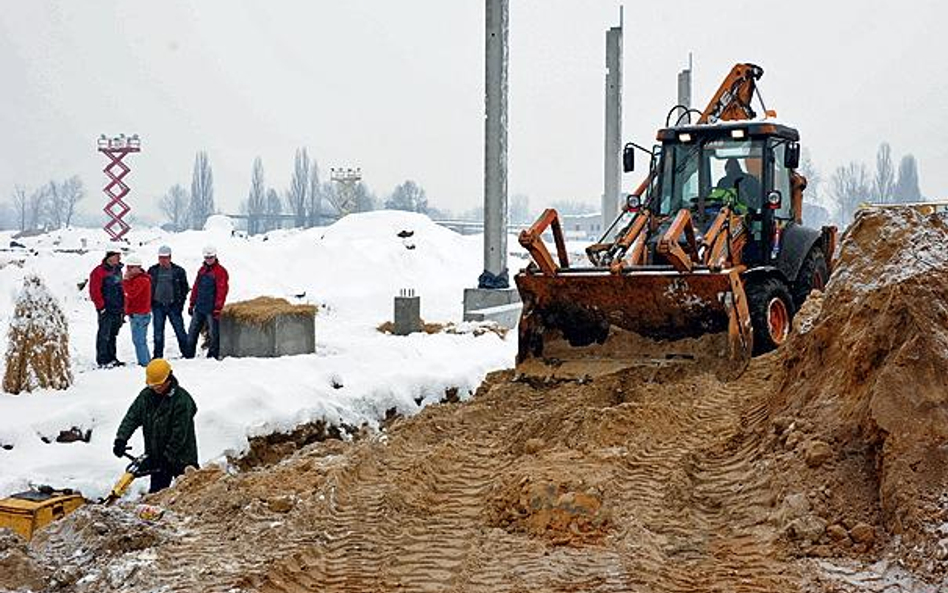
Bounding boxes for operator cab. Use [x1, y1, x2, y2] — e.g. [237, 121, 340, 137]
[635, 121, 801, 266]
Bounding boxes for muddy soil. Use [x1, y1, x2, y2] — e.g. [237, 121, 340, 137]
[6, 206, 948, 592]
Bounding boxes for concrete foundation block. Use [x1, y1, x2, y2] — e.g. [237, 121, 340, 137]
[394, 294, 422, 336]
[463, 287, 521, 328]
[220, 300, 316, 358]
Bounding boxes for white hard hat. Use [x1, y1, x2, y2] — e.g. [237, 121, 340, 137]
[126, 254, 143, 267]
[202, 245, 217, 258]
[158, 245, 172, 257]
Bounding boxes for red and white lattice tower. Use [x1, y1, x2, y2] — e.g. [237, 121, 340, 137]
[97, 134, 141, 241]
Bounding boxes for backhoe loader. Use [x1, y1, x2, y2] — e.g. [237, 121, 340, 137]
[517, 64, 836, 375]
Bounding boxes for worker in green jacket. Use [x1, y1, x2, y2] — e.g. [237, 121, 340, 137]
[113, 358, 198, 493]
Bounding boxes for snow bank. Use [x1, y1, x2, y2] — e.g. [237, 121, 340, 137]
[0, 212, 521, 499]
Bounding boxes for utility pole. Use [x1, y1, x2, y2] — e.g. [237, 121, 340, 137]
[480, 0, 509, 289]
[463, 0, 520, 328]
[602, 8, 623, 232]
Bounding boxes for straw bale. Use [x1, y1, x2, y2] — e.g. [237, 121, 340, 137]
[3, 274, 73, 394]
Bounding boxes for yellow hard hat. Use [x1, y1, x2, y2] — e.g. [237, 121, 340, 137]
[145, 359, 172, 386]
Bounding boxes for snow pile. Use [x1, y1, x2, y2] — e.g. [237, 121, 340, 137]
[2, 274, 72, 394]
[0, 211, 521, 499]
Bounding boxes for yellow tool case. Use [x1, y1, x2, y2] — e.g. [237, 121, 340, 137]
[0, 487, 85, 540]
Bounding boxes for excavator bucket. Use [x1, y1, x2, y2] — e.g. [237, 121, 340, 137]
[516, 268, 750, 375]
[515, 209, 752, 379]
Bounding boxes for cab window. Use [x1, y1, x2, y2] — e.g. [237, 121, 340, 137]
[770, 142, 794, 220]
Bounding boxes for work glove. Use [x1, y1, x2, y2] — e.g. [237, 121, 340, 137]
[97, 308, 105, 317]
[112, 439, 128, 458]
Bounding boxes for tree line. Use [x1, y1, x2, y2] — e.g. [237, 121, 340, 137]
[2, 176, 85, 232]
[801, 142, 924, 228]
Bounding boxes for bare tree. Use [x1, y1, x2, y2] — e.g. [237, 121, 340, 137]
[60, 176, 84, 227]
[549, 199, 597, 215]
[874, 143, 895, 204]
[26, 186, 48, 231]
[265, 188, 283, 232]
[159, 184, 190, 231]
[352, 182, 378, 213]
[831, 162, 871, 226]
[189, 151, 215, 229]
[242, 157, 266, 235]
[286, 148, 310, 228]
[385, 180, 428, 213]
[11, 186, 29, 231]
[46, 181, 65, 229]
[306, 159, 322, 227]
[798, 149, 821, 204]
[509, 193, 532, 224]
[893, 154, 922, 203]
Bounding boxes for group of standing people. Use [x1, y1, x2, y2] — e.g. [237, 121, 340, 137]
[89, 245, 229, 367]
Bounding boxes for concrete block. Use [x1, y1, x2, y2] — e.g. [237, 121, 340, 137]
[220, 310, 315, 358]
[463, 287, 520, 313]
[464, 302, 522, 328]
[394, 293, 422, 336]
[463, 287, 521, 328]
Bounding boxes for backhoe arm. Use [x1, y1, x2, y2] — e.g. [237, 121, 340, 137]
[698, 63, 765, 124]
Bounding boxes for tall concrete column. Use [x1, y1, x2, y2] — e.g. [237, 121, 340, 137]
[602, 15, 623, 232]
[479, 0, 509, 289]
[676, 54, 693, 125]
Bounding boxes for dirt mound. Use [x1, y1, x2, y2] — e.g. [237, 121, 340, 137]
[0, 528, 47, 591]
[487, 462, 612, 545]
[768, 207, 948, 566]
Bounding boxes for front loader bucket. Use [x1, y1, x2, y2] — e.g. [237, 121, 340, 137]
[515, 268, 752, 376]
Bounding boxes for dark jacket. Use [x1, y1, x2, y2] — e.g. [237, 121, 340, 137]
[147, 262, 189, 311]
[89, 260, 124, 312]
[115, 375, 198, 476]
[190, 261, 229, 317]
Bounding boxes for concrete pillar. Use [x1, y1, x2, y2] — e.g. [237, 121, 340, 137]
[676, 54, 693, 125]
[479, 0, 509, 289]
[602, 15, 623, 232]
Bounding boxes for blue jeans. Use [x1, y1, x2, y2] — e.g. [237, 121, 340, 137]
[152, 304, 188, 358]
[129, 313, 152, 366]
[186, 311, 220, 359]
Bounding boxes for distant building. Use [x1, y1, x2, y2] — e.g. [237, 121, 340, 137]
[560, 212, 604, 241]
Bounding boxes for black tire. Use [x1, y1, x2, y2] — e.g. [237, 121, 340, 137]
[746, 278, 794, 356]
[792, 249, 829, 309]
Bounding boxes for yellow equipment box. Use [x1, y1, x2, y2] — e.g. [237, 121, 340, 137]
[0, 488, 85, 540]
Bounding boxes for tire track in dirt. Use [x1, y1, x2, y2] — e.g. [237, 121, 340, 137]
[32, 361, 799, 593]
[251, 363, 794, 593]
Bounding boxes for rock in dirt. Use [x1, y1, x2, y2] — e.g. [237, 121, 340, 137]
[803, 439, 833, 468]
[267, 496, 295, 513]
[850, 522, 876, 545]
[826, 523, 850, 543]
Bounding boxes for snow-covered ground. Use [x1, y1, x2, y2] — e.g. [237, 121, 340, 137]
[0, 212, 525, 499]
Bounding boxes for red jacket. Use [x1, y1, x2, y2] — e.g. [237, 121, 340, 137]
[123, 272, 152, 315]
[190, 261, 229, 317]
[89, 261, 124, 311]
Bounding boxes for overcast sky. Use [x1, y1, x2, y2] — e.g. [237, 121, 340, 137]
[1, 1, 945, 220]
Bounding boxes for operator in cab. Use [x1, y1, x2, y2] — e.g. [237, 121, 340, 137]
[709, 158, 761, 215]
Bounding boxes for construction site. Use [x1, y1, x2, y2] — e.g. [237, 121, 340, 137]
[2, 3, 947, 592]
[1, 204, 946, 592]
